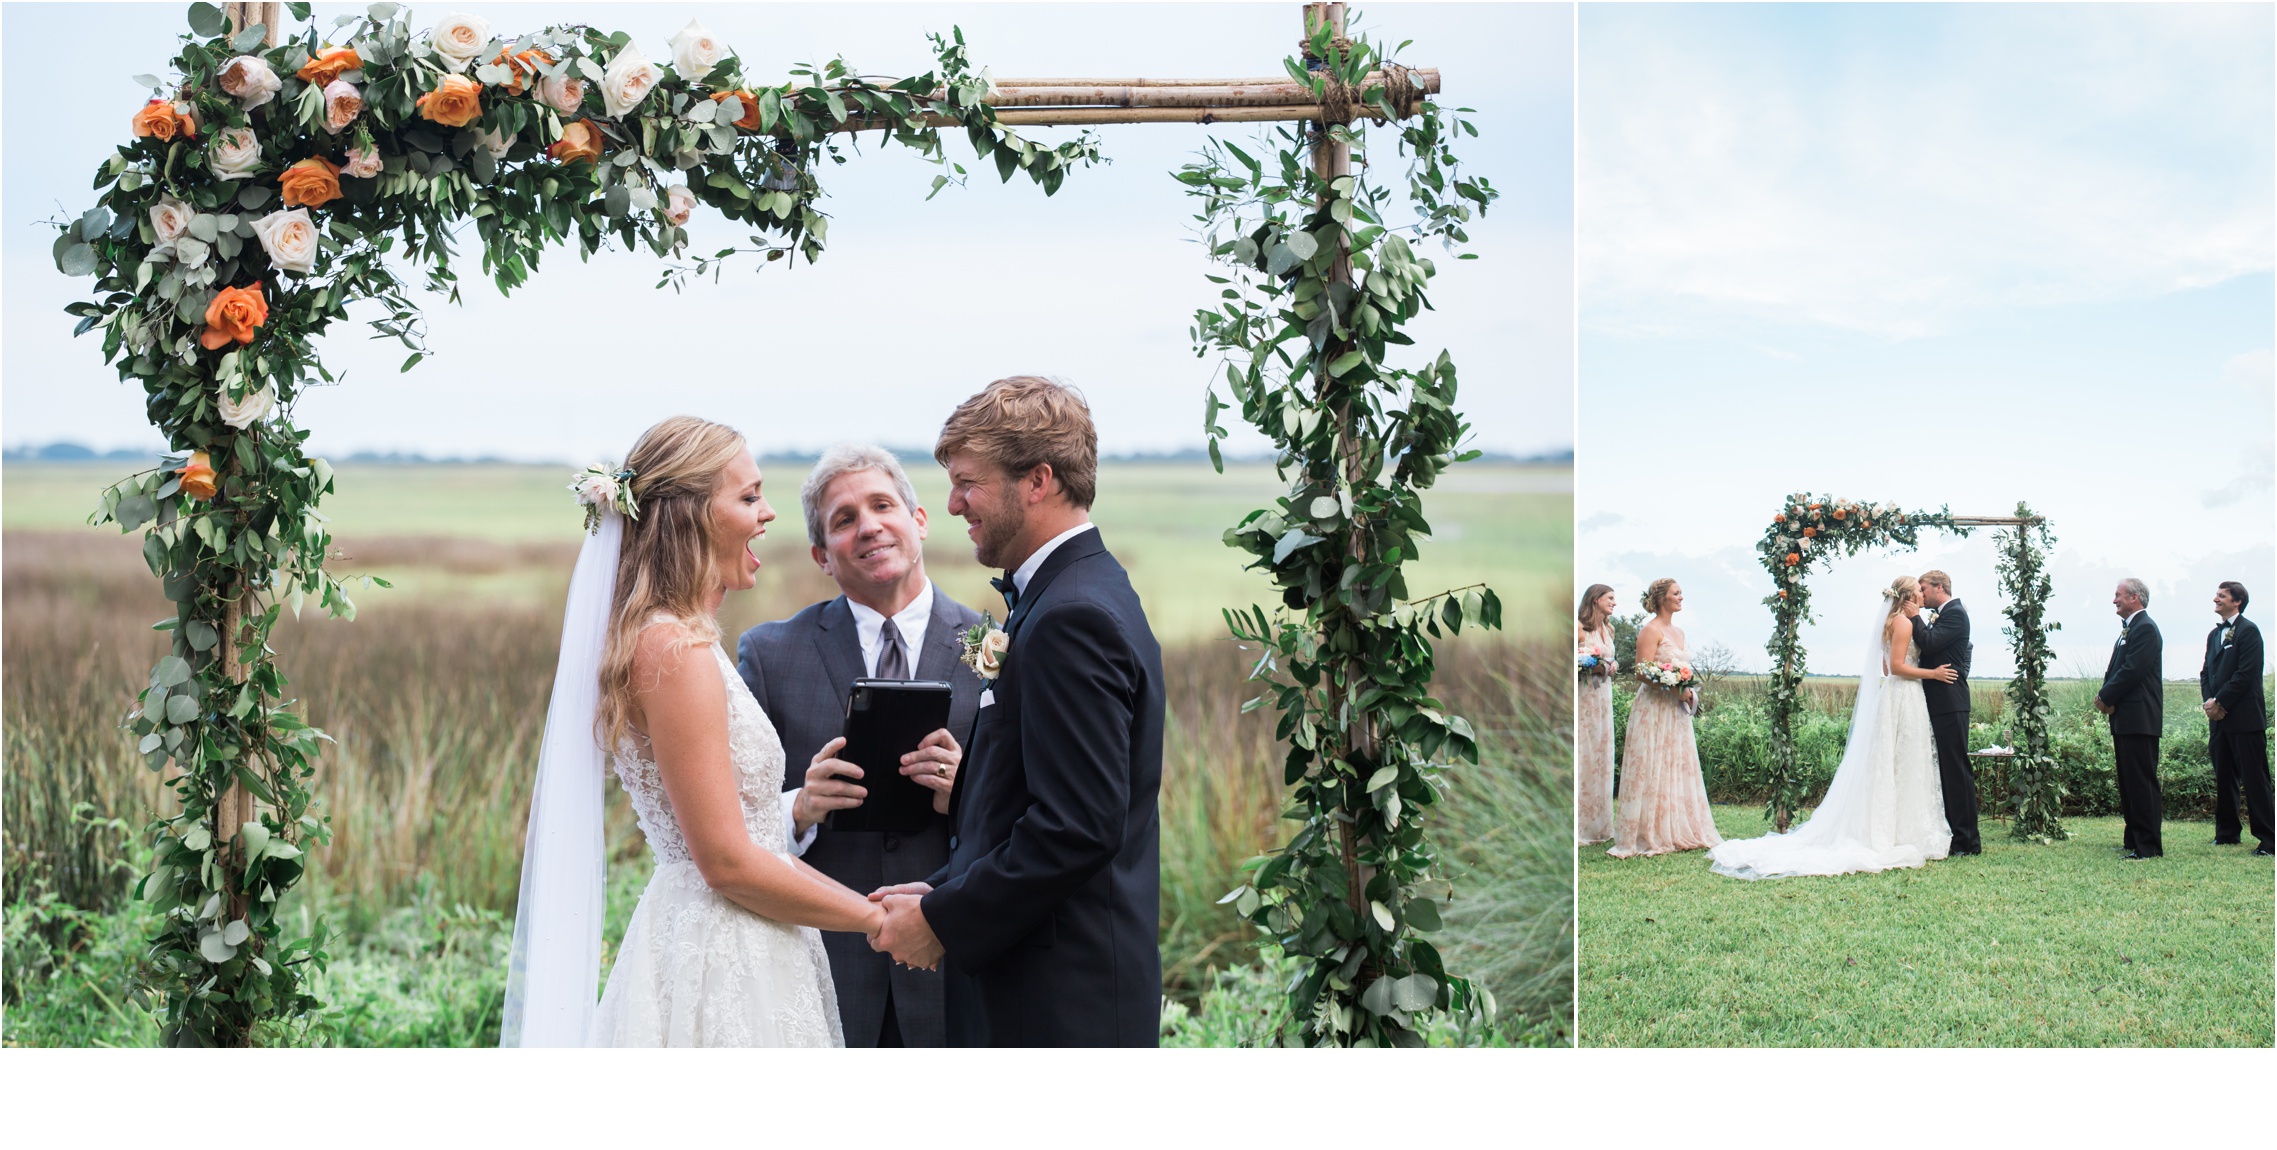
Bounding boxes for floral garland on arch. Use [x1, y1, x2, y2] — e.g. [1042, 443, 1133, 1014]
[53, 1, 1096, 1046]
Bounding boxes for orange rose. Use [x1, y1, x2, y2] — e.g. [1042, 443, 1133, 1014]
[278, 157, 343, 208]
[712, 90, 764, 130]
[417, 73, 483, 128]
[177, 452, 220, 501]
[1784, 553, 1800, 566]
[132, 98, 195, 141]
[547, 119, 604, 164]
[1832, 508, 1846, 519]
[1774, 513, 1786, 524]
[199, 285, 268, 350]
[491, 48, 554, 96]
[1778, 590, 1789, 599]
[1802, 527, 1816, 538]
[297, 47, 363, 87]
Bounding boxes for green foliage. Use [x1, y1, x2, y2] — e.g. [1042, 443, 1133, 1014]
[56, 3, 1095, 1046]
[1997, 506, 2065, 842]
[1180, 22, 1502, 1047]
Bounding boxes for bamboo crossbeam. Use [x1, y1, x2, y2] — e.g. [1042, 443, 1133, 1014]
[1943, 515, 2043, 527]
[986, 69, 1439, 110]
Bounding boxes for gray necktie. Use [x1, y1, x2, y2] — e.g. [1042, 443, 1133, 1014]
[876, 617, 910, 680]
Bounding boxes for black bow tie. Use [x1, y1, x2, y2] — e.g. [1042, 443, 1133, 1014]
[990, 574, 1019, 612]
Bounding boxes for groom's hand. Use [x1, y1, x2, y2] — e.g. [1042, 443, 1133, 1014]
[792, 737, 867, 835]
[871, 893, 944, 969]
[867, 881, 933, 902]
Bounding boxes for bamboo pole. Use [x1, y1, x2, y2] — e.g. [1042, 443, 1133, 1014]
[986, 69, 1439, 109]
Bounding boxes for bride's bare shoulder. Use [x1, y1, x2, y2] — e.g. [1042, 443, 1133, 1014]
[630, 614, 714, 681]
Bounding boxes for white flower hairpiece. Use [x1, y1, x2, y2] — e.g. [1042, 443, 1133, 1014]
[571, 462, 638, 534]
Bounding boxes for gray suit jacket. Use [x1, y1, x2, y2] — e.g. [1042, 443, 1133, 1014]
[735, 583, 986, 1047]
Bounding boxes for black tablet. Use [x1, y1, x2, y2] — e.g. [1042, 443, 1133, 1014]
[826, 678, 953, 834]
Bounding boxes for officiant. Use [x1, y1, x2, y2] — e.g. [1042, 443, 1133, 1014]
[737, 444, 987, 1046]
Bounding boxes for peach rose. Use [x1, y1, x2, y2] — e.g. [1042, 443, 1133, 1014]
[430, 13, 491, 72]
[492, 48, 553, 96]
[341, 144, 382, 179]
[296, 47, 363, 87]
[177, 452, 220, 501]
[536, 72, 586, 115]
[199, 285, 267, 350]
[218, 56, 282, 110]
[250, 208, 319, 275]
[323, 80, 363, 133]
[600, 43, 663, 118]
[132, 98, 188, 141]
[278, 157, 343, 208]
[209, 127, 263, 180]
[712, 90, 764, 130]
[417, 73, 482, 128]
[546, 119, 603, 164]
[665, 184, 696, 225]
[148, 197, 194, 245]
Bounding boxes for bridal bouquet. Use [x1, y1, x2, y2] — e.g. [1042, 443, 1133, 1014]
[1634, 658, 1697, 692]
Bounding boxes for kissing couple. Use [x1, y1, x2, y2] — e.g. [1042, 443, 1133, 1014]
[498, 376, 1165, 1048]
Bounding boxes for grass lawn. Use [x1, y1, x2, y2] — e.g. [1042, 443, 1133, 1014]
[1580, 805, 2274, 1047]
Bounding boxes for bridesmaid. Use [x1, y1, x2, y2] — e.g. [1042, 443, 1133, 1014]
[1608, 578, 1723, 858]
[1576, 584, 1619, 844]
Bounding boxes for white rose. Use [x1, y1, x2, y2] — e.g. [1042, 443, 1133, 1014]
[573, 473, 618, 506]
[536, 72, 587, 115]
[209, 127, 263, 180]
[250, 208, 319, 275]
[977, 628, 1009, 678]
[430, 13, 491, 72]
[477, 127, 513, 161]
[668, 19, 726, 79]
[217, 382, 277, 430]
[601, 43, 664, 118]
[665, 184, 696, 225]
[323, 79, 363, 133]
[148, 197, 194, 245]
[341, 144, 383, 179]
[217, 55, 282, 110]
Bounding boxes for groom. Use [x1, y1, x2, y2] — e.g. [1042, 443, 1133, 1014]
[869, 375, 1165, 1047]
[1912, 571, 1980, 854]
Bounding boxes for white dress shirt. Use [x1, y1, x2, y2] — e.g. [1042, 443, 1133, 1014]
[1012, 522, 1098, 596]
[780, 582, 938, 857]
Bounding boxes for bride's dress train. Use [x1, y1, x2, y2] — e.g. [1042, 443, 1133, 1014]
[590, 641, 844, 1046]
[1709, 611, 1950, 881]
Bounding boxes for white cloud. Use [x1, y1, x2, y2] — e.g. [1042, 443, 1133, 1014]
[1580, 3, 2275, 339]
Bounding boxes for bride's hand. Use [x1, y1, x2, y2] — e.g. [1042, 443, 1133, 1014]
[1927, 664, 1958, 683]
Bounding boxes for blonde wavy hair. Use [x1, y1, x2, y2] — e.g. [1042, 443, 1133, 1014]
[1882, 575, 1921, 618]
[1641, 577, 1679, 614]
[596, 416, 751, 752]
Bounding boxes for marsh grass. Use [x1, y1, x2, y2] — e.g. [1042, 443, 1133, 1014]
[4, 529, 1572, 1044]
[1579, 806, 2274, 1047]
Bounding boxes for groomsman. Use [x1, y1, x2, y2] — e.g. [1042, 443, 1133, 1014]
[1913, 571, 1980, 854]
[2096, 578, 2164, 860]
[2200, 581, 2272, 856]
[736, 444, 987, 1046]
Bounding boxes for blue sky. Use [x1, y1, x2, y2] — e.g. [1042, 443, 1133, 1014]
[2, 1, 1573, 461]
[1576, 2, 2274, 680]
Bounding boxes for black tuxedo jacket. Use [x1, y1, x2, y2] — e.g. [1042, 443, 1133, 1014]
[1910, 599, 1972, 718]
[2098, 611, 2165, 738]
[923, 528, 1164, 1047]
[2200, 615, 2268, 734]
[736, 584, 986, 1047]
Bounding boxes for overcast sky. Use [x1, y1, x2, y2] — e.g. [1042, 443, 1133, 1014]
[2, 1, 1573, 461]
[1576, 2, 2274, 680]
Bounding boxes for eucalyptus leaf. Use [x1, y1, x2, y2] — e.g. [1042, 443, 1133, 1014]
[187, 2, 227, 38]
[58, 243, 98, 276]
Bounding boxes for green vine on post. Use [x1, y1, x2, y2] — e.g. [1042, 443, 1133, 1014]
[56, 1, 1094, 1045]
[1996, 504, 2065, 842]
[1185, 4, 1502, 1047]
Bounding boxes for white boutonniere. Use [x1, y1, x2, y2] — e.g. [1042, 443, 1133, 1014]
[1921, 609, 1939, 625]
[960, 615, 1008, 680]
[2219, 625, 2235, 648]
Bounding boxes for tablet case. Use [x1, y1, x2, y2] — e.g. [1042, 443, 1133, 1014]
[826, 678, 954, 834]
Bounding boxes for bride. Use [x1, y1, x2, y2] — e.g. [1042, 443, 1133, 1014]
[1708, 575, 1957, 880]
[500, 416, 882, 1046]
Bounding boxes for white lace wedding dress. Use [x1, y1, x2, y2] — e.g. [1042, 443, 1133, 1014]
[588, 642, 845, 1046]
[1708, 605, 1950, 880]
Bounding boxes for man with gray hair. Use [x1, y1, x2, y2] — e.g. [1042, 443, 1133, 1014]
[735, 444, 987, 1045]
[2097, 577, 2165, 859]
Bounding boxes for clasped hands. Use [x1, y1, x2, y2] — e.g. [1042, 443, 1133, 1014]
[2202, 698, 2228, 721]
[865, 882, 942, 970]
[791, 728, 962, 835]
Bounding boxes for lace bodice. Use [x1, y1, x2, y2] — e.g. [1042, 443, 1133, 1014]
[612, 643, 791, 865]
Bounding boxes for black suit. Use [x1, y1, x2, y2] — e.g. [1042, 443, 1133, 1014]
[736, 585, 985, 1047]
[2200, 614, 2272, 849]
[2098, 611, 2165, 857]
[1912, 599, 1979, 853]
[923, 529, 1164, 1047]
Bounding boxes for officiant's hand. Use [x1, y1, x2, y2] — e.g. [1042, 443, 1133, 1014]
[792, 738, 866, 836]
[901, 729, 961, 814]
[871, 893, 944, 969]
[2204, 699, 2227, 721]
[2095, 697, 2114, 716]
